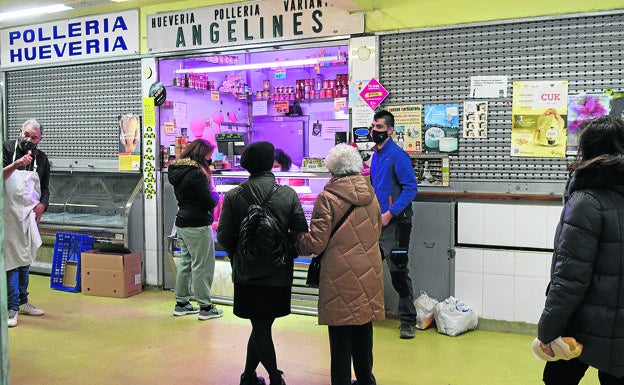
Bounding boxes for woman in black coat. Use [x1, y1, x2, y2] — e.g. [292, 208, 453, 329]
[537, 116, 624, 384]
[217, 141, 308, 385]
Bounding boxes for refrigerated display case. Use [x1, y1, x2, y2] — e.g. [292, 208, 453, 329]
[161, 170, 330, 315]
[35, 172, 145, 273]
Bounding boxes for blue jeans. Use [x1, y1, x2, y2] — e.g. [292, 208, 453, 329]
[6, 265, 30, 311]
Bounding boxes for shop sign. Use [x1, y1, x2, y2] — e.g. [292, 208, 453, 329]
[1, 10, 139, 69]
[147, 0, 364, 54]
[359, 78, 388, 110]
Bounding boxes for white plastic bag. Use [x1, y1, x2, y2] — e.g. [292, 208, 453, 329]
[434, 296, 478, 336]
[414, 291, 439, 330]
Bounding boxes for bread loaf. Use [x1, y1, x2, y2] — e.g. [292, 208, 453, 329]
[531, 336, 583, 361]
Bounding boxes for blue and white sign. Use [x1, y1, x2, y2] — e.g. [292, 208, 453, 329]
[1, 10, 139, 69]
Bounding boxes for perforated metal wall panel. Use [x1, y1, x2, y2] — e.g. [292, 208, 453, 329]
[5, 60, 142, 164]
[380, 12, 624, 194]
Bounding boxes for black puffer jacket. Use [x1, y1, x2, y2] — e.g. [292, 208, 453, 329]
[217, 171, 308, 287]
[538, 158, 624, 377]
[168, 159, 219, 227]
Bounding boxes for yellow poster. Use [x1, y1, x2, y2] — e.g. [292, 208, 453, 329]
[511, 81, 568, 158]
[386, 104, 422, 153]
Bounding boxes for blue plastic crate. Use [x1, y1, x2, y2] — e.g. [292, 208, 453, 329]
[50, 232, 95, 292]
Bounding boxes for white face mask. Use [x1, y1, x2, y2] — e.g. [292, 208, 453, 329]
[272, 167, 282, 172]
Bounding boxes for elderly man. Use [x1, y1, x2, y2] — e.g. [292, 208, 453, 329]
[3, 118, 50, 327]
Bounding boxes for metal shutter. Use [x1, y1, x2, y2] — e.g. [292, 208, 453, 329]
[5, 59, 142, 167]
[379, 12, 624, 194]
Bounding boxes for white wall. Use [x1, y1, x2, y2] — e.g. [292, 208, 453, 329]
[454, 202, 562, 324]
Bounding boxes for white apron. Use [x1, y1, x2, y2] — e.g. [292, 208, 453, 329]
[3, 142, 43, 271]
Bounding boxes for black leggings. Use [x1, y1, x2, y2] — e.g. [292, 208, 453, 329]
[244, 318, 281, 379]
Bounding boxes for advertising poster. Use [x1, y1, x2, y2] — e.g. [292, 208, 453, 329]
[567, 93, 610, 154]
[511, 80, 568, 158]
[386, 104, 422, 153]
[423, 104, 460, 154]
[463, 101, 488, 138]
[119, 113, 141, 171]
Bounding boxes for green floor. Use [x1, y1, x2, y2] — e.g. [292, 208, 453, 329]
[7, 275, 600, 385]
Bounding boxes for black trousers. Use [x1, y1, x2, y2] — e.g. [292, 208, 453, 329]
[327, 322, 376, 385]
[543, 359, 624, 385]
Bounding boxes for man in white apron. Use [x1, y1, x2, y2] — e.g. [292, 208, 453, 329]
[3, 119, 50, 328]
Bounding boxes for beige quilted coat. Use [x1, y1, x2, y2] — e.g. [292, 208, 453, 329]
[299, 174, 385, 326]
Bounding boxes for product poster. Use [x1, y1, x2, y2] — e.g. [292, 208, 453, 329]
[567, 93, 610, 154]
[511, 81, 568, 158]
[349, 79, 370, 108]
[119, 113, 141, 171]
[423, 104, 460, 154]
[463, 101, 488, 138]
[386, 104, 422, 153]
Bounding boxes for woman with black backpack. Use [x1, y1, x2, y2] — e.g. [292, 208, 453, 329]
[217, 141, 308, 385]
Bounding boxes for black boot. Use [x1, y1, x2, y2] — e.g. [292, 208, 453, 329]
[269, 370, 285, 385]
[240, 371, 266, 385]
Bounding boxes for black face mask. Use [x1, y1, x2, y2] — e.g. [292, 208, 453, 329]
[20, 138, 37, 152]
[371, 130, 389, 144]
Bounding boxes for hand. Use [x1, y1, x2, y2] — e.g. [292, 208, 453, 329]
[539, 341, 555, 357]
[381, 211, 393, 227]
[18, 151, 33, 167]
[33, 203, 45, 223]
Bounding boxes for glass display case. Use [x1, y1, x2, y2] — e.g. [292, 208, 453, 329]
[38, 172, 144, 256]
[161, 170, 331, 315]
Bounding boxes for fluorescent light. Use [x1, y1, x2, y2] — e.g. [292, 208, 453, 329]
[175, 56, 341, 74]
[110, 0, 129, 2]
[0, 4, 73, 22]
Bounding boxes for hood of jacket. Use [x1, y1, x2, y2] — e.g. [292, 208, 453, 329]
[323, 174, 374, 207]
[566, 158, 624, 200]
[168, 158, 201, 186]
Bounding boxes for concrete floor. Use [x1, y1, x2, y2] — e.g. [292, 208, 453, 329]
[7, 275, 600, 385]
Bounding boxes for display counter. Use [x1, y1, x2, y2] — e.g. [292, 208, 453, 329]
[35, 172, 145, 273]
[161, 170, 331, 315]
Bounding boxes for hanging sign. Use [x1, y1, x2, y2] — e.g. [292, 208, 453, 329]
[147, 0, 364, 54]
[1, 10, 139, 69]
[359, 78, 388, 110]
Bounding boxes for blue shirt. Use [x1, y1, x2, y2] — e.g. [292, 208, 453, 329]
[370, 138, 418, 218]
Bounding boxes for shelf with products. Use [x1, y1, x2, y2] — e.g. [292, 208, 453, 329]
[167, 85, 252, 101]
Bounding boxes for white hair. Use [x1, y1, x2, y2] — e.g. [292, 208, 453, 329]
[324, 143, 363, 175]
[22, 118, 42, 132]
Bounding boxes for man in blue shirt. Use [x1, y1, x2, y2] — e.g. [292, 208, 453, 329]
[370, 110, 419, 339]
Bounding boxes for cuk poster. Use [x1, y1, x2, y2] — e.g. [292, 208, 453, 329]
[423, 104, 460, 154]
[386, 104, 423, 153]
[511, 81, 568, 158]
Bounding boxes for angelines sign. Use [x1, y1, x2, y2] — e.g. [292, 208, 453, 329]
[147, 0, 364, 53]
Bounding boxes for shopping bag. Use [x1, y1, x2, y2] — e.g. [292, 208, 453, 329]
[414, 291, 439, 330]
[434, 296, 478, 336]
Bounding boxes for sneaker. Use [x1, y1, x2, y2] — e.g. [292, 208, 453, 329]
[19, 302, 44, 316]
[7, 310, 18, 327]
[198, 305, 223, 320]
[173, 302, 200, 316]
[399, 324, 415, 339]
[240, 371, 266, 385]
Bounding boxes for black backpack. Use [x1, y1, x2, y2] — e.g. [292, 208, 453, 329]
[237, 184, 290, 266]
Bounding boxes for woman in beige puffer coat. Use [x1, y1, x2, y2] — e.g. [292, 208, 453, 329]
[299, 143, 384, 385]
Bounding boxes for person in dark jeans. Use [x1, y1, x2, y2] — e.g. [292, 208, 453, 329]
[370, 110, 419, 339]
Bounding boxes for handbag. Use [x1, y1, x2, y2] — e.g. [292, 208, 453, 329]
[306, 204, 356, 288]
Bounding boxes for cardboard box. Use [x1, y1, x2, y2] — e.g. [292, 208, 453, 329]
[81, 250, 142, 298]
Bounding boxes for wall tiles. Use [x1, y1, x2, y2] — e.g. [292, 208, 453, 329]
[454, 247, 483, 273]
[514, 276, 548, 324]
[483, 274, 514, 320]
[456, 202, 484, 244]
[514, 251, 550, 278]
[483, 204, 515, 246]
[483, 249, 514, 275]
[454, 271, 483, 316]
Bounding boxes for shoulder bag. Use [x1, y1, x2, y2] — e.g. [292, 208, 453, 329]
[306, 204, 356, 288]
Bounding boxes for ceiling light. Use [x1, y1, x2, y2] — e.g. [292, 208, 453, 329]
[110, 0, 130, 2]
[0, 4, 73, 23]
[174, 56, 342, 74]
